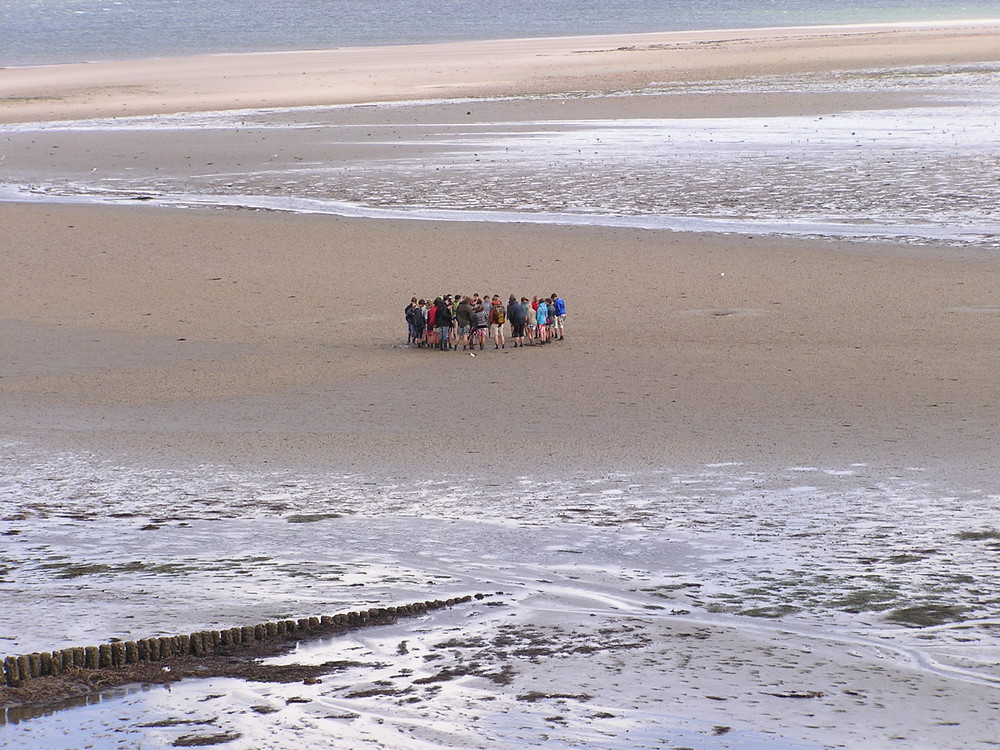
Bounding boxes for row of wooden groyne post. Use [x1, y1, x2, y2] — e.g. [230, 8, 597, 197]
[3, 595, 482, 687]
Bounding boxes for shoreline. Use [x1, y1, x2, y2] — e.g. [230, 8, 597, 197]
[4, 186, 997, 249]
[0, 16, 1000, 71]
[2, 21, 999, 123]
[6, 18, 998, 69]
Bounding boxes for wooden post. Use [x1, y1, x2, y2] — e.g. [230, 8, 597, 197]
[157, 637, 172, 658]
[0, 596, 488, 686]
[4, 656, 19, 685]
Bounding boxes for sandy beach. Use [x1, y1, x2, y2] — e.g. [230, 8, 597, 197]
[2, 22, 1000, 123]
[4, 201, 1000, 481]
[2, 22, 1000, 749]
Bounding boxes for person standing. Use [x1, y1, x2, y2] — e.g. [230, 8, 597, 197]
[426, 298, 439, 348]
[524, 297, 537, 345]
[489, 295, 507, 349]
[551, 292, 566, 341]
[507, 294, 526, 347]
[456, 296, 474, 351]
[404, 297, 418, 344]
[450, 294, 461, 349]
[536, 296, 549, 344]
[411, 298, 426, 346]
[436, 297, 453, 351]
[472, 302, 489, 349]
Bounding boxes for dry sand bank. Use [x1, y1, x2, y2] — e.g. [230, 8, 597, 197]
[4, 202, 1000, 482]
[1, 22, 999, 123]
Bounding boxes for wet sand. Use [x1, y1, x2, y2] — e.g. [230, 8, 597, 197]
[3, 201, 1000, 482]
[2, 23, 999, 484]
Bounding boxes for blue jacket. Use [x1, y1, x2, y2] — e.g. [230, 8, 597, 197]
[553, 296, 566, 316]
[536, 301, 548, 324]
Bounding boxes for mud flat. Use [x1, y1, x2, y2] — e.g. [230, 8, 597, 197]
[2, 21, 1000, 750]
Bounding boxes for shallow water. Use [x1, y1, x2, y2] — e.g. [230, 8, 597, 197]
[2, 437, 999, 747]
[3, 64, 998, 248]
[3, 443, 999, 654]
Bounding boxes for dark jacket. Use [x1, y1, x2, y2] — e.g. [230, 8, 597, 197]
[436, 303, 453, 328]
[455, 301, 474, 327]
[507, 299, 526, 325]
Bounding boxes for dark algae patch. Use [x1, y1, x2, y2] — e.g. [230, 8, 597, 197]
[172, 731, 242, 747]
[885, 603, 967, 627]
[955, 528, 1000, 542]
[286, 513, 345, 523]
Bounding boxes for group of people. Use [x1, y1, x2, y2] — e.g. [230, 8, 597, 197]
[405, 293, 567, 351]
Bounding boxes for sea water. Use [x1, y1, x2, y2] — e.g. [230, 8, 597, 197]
[2, 0, 999, 66]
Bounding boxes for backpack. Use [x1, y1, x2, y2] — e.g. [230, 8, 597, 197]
[492, 304, 505, 325]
